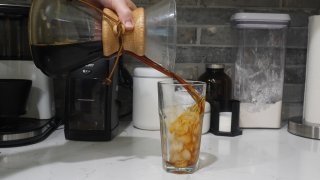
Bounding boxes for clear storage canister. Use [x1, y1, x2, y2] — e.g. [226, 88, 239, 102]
[231, 13, 290, 128]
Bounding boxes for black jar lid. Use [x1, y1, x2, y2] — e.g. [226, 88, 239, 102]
[206, 64, 225, 69]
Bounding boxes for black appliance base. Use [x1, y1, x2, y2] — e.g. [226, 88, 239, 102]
[0, 117, 60, 147]
[65, 122, 119, 141]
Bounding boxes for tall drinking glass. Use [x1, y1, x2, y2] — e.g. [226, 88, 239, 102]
[158, 80, 206, 174]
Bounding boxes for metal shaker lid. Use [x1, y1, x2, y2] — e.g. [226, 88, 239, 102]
[231, 13, 290, 29]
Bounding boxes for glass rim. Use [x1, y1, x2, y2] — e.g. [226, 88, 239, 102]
[158, 80, 206, 86]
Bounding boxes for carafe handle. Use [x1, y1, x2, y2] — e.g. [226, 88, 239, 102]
[102, 8, 145, 57]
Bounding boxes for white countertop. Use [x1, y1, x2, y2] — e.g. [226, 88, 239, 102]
[1, 121, 320, 180]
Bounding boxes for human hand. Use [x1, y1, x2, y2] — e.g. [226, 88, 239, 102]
[97, 0, 137, 31]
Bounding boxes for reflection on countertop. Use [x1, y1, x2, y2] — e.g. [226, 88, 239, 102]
[1, 120, 320, 180]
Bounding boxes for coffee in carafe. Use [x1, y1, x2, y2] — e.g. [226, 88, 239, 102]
[29, 0, 176, 77]
[31, 42, 103, 77]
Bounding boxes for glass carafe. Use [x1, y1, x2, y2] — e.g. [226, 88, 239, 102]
[29, 0, 176, 77]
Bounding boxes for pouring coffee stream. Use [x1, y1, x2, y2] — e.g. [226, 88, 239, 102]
[29, 0, 204, 112]
[78, 0, 204, 109]
[127, 52, 204, 108]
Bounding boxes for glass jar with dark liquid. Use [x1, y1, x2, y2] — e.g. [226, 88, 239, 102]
[198, 64, 232, 103]
[198, 64, 233, 133]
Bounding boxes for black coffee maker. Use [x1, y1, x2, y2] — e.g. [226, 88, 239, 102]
[28, 0, 125, 141]
[64, 58, 120, 141]
[0, 3, 59, 147]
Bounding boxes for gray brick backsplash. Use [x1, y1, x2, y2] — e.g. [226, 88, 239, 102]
[177, 7, 238, 25]
[174, 63, 201, 80]
[176, 46, 203, 63]
[283, 84, 305, 103]
[132, 0, 157, 5]
[281, 103, 303, 120]
[200, 0, 280, 8]
[282, 0, 320, 9]
[177, 27, 197, 44]
[131, 0, 315, 121]
[51, 0, 319, 120]
[200, 26, 237, 46]
[284, 66, 306, 84]
[202, 47, 237, 62]
[133, 0, 198, 6]
[285, 48, 307, 65]
[285, 9, 317, 27]
[176, 46, 237, 63]
[287, 27, 308, 48]
[176, 0, 198, 6]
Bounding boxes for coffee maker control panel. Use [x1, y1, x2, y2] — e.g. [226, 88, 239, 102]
[69, 59, 110, 79]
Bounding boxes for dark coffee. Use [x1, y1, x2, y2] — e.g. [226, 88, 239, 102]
[30, 41, 103, 77]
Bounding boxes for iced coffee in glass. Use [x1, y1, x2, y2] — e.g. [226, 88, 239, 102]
[158, 80, 206, 174]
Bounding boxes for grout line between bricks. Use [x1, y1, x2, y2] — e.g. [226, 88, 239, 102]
[177, 44, 237, 48]
[197, 0, 201, 6]
[285, 64, 306, 68]
[279, 0, 283, 8]
[177, 6, 317, 10]
[196, 27, 201, 45]
[178, 25, 231, 28]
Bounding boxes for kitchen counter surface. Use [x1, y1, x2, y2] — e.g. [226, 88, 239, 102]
[1, 121, 320, 180]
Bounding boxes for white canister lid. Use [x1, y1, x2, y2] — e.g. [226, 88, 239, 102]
[133, 67, 168, 78]
[231, 13, 290, 29]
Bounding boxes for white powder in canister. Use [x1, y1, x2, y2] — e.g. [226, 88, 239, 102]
[239, 101, 282, 128]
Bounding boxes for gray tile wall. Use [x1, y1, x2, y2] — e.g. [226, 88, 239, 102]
[128, 0, 320, 120]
